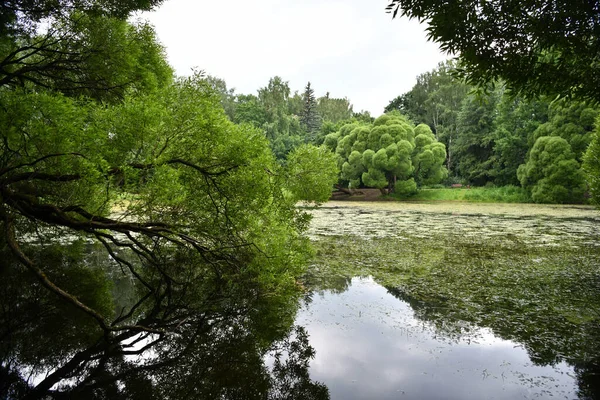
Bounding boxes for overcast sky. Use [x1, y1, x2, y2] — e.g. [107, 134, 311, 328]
[140, 0, 449, 117]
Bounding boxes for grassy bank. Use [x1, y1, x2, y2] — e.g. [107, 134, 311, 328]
[393, 185, 533, 203]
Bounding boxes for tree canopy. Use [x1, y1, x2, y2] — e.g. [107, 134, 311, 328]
[387, 0, 600, 103]
[0, 3, 334, 397]
[1, 3, 172, 101]
[384, 60, 598, 203]
[324, 113, 447, 195]
[518, 136, 586, 203]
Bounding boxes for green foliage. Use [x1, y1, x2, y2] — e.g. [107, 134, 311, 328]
[204, 78, 357, 160]
[2, 0, 162, 28]
[0, 6, 325, 396]
[300, 82, 321, 141]
[387, 0, 600, 103]
[530, 100, 598, 161]
[386, 61, 469, 140]
[352, 110, 375, 124]
[317, 93, 353, 123]
[396, 186, 532, 203]
[257, 77, 302, 159]
[0, 72, 321, 397]
[288, 91, 304, 116]
[517, 136, 586, 203]
[583, 119, 600, 204]
[384, 93, 410, 115]
[0, 13, 172, 101]
[452, 88, 501, 186]
[328, 113, 446, 193]
[393, 178, 418, 196]
[225, 76, 308, 161]
[233, 93, 268, 126]
[284, 144, 339, 204]
[492, 95, 550, 186]
[412, 124, 448, 185]
[386, 62, 599, 203]
[204, 74, 237, 120]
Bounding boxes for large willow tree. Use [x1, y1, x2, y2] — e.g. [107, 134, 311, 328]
[0, 2, 331, 398]
[324, 113, 447, 195]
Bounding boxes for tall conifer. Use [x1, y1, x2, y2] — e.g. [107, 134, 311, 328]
[301, 82, 321, 142]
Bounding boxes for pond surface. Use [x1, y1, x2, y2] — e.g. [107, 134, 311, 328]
[300, 201, 600, 399]
[298, 276, 576, 400]
[307, 201, 600, 245]
[3, 201, 599, 399]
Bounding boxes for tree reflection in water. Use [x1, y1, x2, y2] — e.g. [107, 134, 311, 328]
[0, 242, 329, 400]
[387, 287, 600, 400]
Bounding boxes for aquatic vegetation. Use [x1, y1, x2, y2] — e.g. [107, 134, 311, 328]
[304, 201, 600, 398]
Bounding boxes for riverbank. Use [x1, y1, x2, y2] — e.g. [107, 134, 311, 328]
[333, 185, 590, 205]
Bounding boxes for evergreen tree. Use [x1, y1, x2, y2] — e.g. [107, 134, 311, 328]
[301, 82, 321, 142]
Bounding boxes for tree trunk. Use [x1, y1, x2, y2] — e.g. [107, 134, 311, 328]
[447, 136, 452, 173]
[334, 184, 353, 195]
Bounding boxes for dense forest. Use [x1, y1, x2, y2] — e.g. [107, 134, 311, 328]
[208, 60, 599, 204]
[385, 61, 599, 203]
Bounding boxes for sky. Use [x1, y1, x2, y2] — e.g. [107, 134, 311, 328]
[140, 0, 449, 117]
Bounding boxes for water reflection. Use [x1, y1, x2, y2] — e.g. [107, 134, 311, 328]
[298, 276, 579, 400]
[0, 242, 329, 399]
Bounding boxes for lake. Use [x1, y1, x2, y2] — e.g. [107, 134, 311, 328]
[3, 200, 599, 399]
[299, 201, 600, 399]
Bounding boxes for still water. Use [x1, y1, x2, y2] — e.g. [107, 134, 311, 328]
[2, 201, 598, 398]
[297, 201, 600, 400]
[297, 276, 577, 400]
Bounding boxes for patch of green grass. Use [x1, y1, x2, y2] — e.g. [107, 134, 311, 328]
[391, 185, 533, 203]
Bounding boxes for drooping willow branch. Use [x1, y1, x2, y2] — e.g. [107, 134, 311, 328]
[1, 207, 164, 335]
[0, 154, 254, 337]
[0, 152, 86, 177]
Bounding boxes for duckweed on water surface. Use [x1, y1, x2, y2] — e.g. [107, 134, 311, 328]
[304, 201, 600, 398]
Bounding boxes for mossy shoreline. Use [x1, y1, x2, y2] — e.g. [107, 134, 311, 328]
[333, 185, 592, 205]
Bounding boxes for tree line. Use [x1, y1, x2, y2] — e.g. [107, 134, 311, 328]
[385, 60, 599, 203]
[210, 62, 600, 204]
[205, 75, 372, 160]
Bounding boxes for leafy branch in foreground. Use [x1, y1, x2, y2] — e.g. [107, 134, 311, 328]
[0, 10, 332, 393]
[0, 73, 324, 397]
[386, 0, 600, 103]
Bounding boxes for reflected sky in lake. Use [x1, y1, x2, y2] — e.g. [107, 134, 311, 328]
[296, 277, 578, 400]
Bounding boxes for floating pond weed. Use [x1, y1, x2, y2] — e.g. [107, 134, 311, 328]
[304, 201, 600, 392]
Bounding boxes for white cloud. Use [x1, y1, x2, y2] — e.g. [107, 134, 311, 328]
[141, 0, 449, 116]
